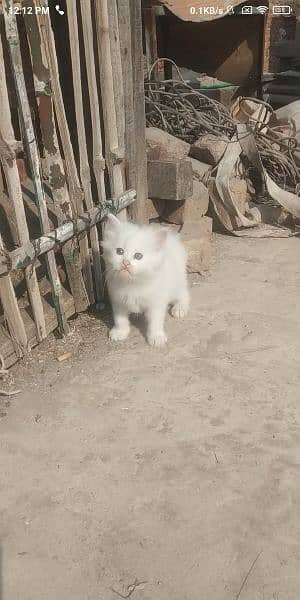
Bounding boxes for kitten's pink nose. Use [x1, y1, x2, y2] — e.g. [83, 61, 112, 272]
[122, 259, 131, 269]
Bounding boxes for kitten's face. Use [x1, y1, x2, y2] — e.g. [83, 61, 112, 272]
[102, 215, 167, 281]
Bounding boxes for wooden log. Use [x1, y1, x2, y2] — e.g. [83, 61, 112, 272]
[66, 0, 103, 303]
[0, 18, 46, 342]
[3, 1, 68, 336]
[129, 0, 148, 223]
[147, 160, 193, 200]
[95, 0, 126, 217]
[35, 0, 94, 305]
[24, 3, 89, 314]
[0, 190, 136, 275]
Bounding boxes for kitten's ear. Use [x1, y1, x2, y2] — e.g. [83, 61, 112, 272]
[154, 228, 168, 249]
[104, 213, 121, 233]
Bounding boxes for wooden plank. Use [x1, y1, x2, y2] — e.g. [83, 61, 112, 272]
[0, 235, 28, 356]
[23, 4, 89, 314]
[118, 0, 148, 223]
[147, 160, 193, 200]
[0, 27, 46, 342]
[80, 0, 106, 205]
[129, 0, 148, 223]
[3, 1, 69, 336]
[66, 0, 103, 303]
[118, 0, 135, 214]
[143, 6, 159, 77]
[107, 0, 125, 155]
[95, 0, 126, 217]
[35, 0, 94, 306]
[0, 190, 136, 275]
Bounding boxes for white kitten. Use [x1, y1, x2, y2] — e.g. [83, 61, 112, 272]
[102, 214, 190, 347]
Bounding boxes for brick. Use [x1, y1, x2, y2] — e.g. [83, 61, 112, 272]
[181, 216, 213, 273]
[146, 127, 190, 161]
[147, 159, 193, 201]
[163, 180, 209, 225]
[189, 134, 228, 166]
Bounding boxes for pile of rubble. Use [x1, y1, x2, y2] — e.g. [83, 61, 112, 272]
[145, 72, 300, 272]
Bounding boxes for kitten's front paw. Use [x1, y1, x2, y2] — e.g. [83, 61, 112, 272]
[109, 326, 129, 342]
[171, 302, 188, 320]
[147, 331, 167, 347]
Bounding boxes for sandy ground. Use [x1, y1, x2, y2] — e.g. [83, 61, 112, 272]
[1, 234, 300, 600]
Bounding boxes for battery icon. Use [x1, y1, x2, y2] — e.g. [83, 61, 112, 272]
[272, 5, 292, 14]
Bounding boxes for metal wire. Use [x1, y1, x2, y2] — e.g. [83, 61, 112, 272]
[145, 59, 300, 195]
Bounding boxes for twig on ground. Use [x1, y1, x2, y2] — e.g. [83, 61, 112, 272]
[235, 550, 262, 600]
[110, 579, 147, 598]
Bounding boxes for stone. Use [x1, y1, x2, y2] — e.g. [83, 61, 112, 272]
[181, 216, 213, 273]
[146, 127, 190, 161]
[147, 198, 165, 220]
[163, 180, 209, 225]
[189, 134, 228, 166]
[188, 157, 211, 183]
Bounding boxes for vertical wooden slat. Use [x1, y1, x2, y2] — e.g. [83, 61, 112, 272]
[35, 0, 94, 305]
[143, 6, 159, 78]
[95, 0, 126, 217]
[107, 0, 125, 154]
[23, 5, 89, 313]
[118, 0, 148, 223]
[66, 0, 103, 303]
[3, 1, 69, 335]
[0, 28, 46, 342]
[80, 0, 106, 206]
[118, 0, 136, 218]
[0, 234, 28, 357]
[129, 0, 148, 223]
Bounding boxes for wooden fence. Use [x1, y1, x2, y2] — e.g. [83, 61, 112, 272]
[0, 0, 147, 368]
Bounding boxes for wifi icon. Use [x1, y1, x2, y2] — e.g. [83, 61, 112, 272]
[257, 5, 269, 13]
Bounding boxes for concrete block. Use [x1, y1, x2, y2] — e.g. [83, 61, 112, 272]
[147, 159, 193, 201]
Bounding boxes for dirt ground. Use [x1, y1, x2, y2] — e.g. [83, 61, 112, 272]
[1, 233, 300, 600]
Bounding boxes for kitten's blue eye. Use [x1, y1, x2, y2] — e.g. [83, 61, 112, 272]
[116, 248, 124, 255]
[134, 252, 143, 260]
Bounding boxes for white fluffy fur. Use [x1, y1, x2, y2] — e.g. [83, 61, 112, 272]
[102, 215, 190, 346]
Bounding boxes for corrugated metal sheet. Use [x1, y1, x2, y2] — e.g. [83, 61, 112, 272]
[158, 0, 245, 22]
